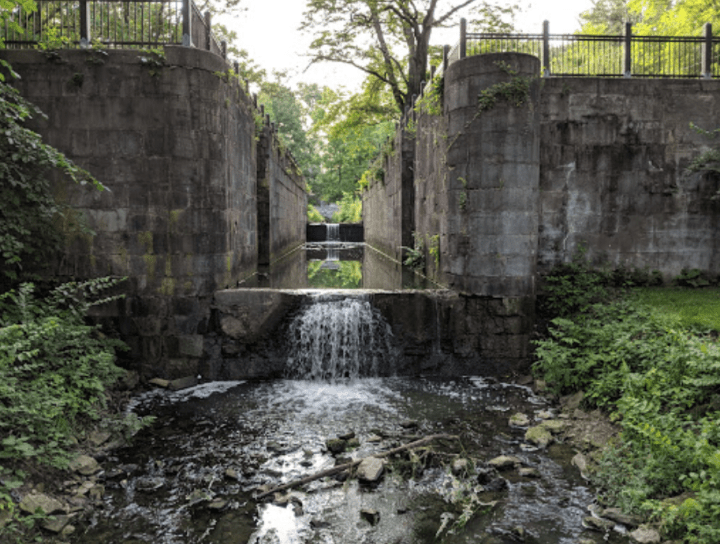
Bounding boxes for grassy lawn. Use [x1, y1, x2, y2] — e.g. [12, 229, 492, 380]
[631, 286, 720, 332]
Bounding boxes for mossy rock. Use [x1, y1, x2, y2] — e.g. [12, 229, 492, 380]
[525, 425, 553, 448]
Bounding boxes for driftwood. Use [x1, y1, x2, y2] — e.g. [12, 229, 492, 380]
[255, 433, 459, 500]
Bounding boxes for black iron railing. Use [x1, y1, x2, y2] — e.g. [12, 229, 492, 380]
[435, 20, 719, 79]
[1, 0, 226, 57]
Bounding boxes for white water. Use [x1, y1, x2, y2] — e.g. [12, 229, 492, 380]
[285, 295, 395, 380]
[326, 223, 340, 241]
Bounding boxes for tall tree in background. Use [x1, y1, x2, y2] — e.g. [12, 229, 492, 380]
[578, 0, 640, 33]
[627, 0, 718, 34]
[301, 0, 477, 114]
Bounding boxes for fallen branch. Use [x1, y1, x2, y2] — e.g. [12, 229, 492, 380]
[255, 433, 459, 500]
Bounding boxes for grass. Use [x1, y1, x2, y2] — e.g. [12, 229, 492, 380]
[630, 286, 720, 332]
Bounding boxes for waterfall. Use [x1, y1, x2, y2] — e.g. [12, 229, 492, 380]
[285, 295, 395, 380]
[326, 223, 340, 242]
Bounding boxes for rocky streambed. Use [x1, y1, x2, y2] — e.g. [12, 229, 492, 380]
[15, 377, 661, 544]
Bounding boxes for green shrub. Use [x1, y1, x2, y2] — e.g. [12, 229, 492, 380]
[534, 292, 720, 543]
[331, 192, 362, 223]
[307, 203, 325, 222]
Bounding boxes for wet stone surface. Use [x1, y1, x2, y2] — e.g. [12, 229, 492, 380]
[71, 378, 631, 544]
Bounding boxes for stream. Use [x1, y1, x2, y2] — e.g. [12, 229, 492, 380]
[72, 268, 630, 544]
[75, 376, 627, 544]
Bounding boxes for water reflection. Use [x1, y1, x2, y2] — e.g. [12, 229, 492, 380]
[239, 243, 441, 290]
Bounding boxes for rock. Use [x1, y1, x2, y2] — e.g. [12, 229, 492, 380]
[536, 410, 554, 420]
[186, 489, 212, 506]
[476, 467, 498, 484]
[225, 468, 240, 481]
[534, 379, 547, 392]
[525, 425, 553, 448]
[88, 484, 105, 501]
[357, 457, 384, 483]
[518, 467, 540, 478]
[347, 437, 361, 448]
[601, 507, 641, 527]
[400, 420, 418, 429]
[561, 391, 585, 411]
[169, 375, 198, 391]
[0, 509, 11, 529]
[148, 378, 170, 388]
[629, 526, 661, 543]
[509, 413, 530, 427]
[487, 455, 521, 470]
[19, 493, 66, 515]
[583, 516, 615, 532]
[325, 438, 346, 454]
[42, 514, 73, 533]
[208, 499, 228, 511]
[452, 458, 469, 476]
[485, 477, 509, 491]
[360, 508, 380, 525]
[136, 477, 165, 492]
[69, 454, 100, 476]
[61, 524, 76, 537]
[338, 431, 356, 440]
[572, 452, 589, 478]
[540, 419, 566, 434]
[88, 430, 112, 447]
[367, 434, 383, 443]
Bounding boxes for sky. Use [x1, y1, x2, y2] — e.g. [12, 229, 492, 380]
[227, 0, 595, 89]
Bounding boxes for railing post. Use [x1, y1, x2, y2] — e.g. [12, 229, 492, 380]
[182, 0, 192, 46]
[460, 18, 467, 59]
[443, 44, 450, 72]
[542, 20, 550, 77]
[79, 0, 90, 47]
[624, 21, 632, 77]
[204, 10, 211, 51]
[703, 22, 713, 79]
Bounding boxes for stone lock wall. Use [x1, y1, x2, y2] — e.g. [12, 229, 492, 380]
[0, 46, 306, 379]
[364, 51, 720, 373]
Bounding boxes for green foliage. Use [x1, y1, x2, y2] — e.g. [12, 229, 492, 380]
[0, 73, 103, 285]
[477, 62, 532, 114]
[307, 260, 362, 289]
[428, 234, 440, 269]
[673, 268, 714, 288]
[0, 279, 127, 464]
[138, 48, 166, 77]
[0, 278, 153, 536]
[631, 286, 720, 332]
[415, 75, 444, 117]
[330, 192, 362, 223]
[539, 246, 610, 317]
[534, 288, 720, 543]
[403, 232, 425, 270]
[307, 204, 325, 223]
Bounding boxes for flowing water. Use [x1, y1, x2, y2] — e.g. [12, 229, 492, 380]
[75, 297, 627, 544]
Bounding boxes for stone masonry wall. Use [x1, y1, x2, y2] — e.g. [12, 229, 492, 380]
[256, 125, 306, 266]
[0, 46, 306, 379]
[538, 77, 720, 277]
[362, 127, 413, 261]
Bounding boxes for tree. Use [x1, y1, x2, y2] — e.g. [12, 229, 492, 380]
[627, 0, 718, 35]
[579, 0, 641, 34]
[301, 0, 478, 114]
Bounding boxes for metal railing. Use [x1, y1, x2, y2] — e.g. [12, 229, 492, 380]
[436, 19, 720, 79]
[1, 0, 226, 57]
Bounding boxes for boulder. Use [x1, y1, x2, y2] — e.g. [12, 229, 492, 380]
[509, 413, 530, 427]
[325, 438, 346, 454]
[629, 526, 661, 544]
[69, 454, 100, 476]
[19, 493, 66, 515]
[487, 455, 521, 470]
[601, 507, 641, 528]
[42, 514, 73, 533]
[357, 457, 384, 483]
[582, 516, 615, 532]
[525, 425, 553, 448]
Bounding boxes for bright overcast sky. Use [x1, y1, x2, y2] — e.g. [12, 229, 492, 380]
[228, 0, 595, 89]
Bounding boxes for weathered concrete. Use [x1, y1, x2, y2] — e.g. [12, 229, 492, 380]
[538, 77, 720, 277]
[205, 289, 531, 379]
[0, 47, 306, 379]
